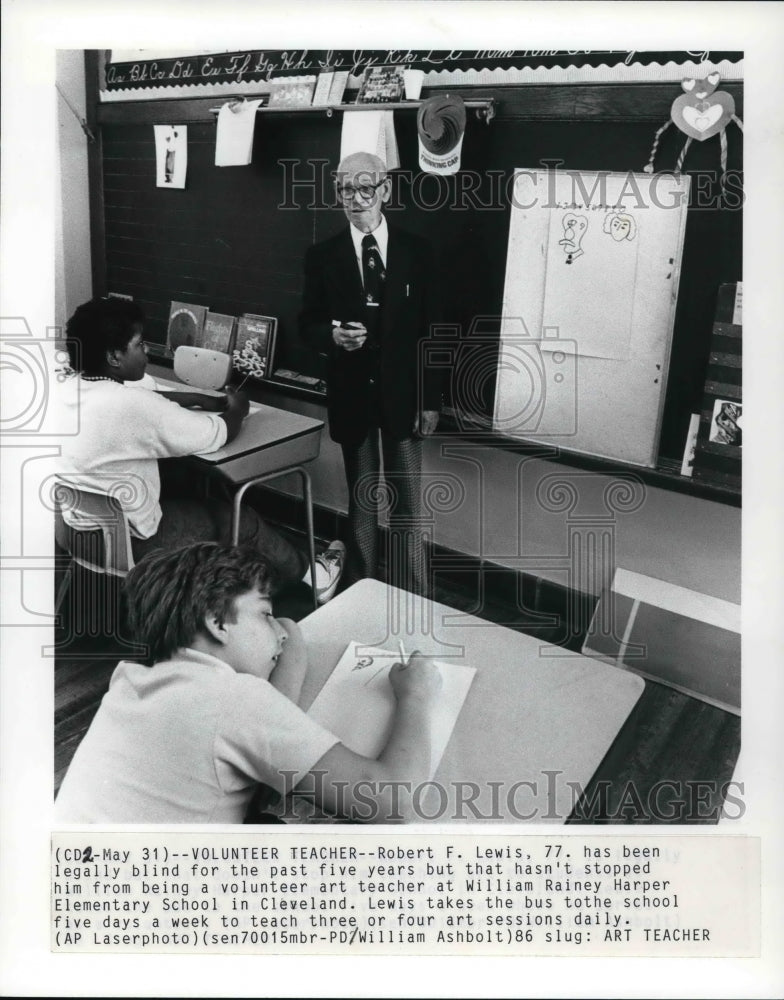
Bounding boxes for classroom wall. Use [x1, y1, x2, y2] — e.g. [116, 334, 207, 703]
[82, 73, 741, 608]
[96, 95, 742, 466]
[55, 51, 92, 330]
[255, 389, 741, 605]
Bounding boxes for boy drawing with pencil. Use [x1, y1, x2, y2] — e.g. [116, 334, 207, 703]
[55, 543, 441, 824]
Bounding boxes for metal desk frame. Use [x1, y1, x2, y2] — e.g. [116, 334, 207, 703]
[230, 465, 318, 610]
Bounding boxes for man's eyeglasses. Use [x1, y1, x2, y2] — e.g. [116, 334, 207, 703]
[336, 178, 387, 202]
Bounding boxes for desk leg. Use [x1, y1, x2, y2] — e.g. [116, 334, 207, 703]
[298, 468, 318, 610]
[231, 481, 254, 547]
[230, 467, 318, 610]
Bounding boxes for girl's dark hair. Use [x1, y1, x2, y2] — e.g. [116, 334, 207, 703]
[122, 543, 277, 665]
[65, 297, 145, 374]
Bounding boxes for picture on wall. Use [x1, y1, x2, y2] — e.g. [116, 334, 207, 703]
[355, 65, 406, 104]
[709, 399, 742, 447]
[154, 125, 188, 189]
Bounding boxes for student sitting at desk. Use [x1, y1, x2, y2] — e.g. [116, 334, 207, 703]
[55, 543, 441, 823]
[59, 297, 344, 603]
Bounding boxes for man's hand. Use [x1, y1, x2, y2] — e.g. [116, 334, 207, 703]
[414, 409, 440, 437]
[389, 652, 442, 705]
[332, 322, 367, 352]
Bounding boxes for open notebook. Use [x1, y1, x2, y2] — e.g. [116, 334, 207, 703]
[307, 642, 476, 778]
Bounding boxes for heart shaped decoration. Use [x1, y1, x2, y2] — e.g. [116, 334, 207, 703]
[671, 90, 735, 141]
[682, 104, 724, 132]
[694, 73, 720, 100]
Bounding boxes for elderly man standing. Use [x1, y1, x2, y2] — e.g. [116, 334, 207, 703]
[299, 151, 442, 595]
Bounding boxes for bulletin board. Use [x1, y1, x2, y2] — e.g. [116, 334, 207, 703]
[495, 170, 691, 467]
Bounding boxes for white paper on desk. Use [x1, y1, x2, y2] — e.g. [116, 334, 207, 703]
[340, 112, 400, 170]
[215, 100, 262, 166]
[307, 642, 475, 776]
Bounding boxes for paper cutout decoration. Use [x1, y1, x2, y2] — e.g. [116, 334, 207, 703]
[671, 73, 735, 140]
[643, 73, 743, 183]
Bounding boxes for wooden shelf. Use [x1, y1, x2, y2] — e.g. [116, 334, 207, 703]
[207, 97, 496, 122]
[97, 94, 496, 125]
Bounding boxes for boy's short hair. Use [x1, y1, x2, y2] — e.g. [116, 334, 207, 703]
[123, 543, 277, 665]
[65, 297, 146, 375]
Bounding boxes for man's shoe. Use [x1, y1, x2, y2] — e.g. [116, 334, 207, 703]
[314, 540, 346, 604]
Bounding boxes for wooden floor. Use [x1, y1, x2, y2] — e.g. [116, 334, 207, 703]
[55, 544, 741, 822]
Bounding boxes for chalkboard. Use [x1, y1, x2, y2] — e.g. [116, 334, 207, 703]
[494, 170, 690, 467]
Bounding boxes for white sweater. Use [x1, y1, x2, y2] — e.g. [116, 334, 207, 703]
[58, 375, 227, 538]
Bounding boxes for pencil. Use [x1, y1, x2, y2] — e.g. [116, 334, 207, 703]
[398, 639, 407, 665]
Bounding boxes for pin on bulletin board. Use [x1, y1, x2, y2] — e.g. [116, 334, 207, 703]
[643, 73, 743, 187]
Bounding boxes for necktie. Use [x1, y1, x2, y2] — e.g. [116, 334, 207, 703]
[361, 233, 386, 338]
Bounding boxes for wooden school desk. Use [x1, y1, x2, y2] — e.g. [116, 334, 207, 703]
[297, 579, 645, 823]
[152, 371, 324, 606]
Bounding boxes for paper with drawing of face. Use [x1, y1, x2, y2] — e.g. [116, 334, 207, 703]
[559, 213, 588, 263]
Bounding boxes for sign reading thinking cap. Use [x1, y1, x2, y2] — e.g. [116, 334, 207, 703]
[417, 94, 466, 175]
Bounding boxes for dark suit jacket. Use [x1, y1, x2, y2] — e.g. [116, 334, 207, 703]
[299, 223, 442, 444]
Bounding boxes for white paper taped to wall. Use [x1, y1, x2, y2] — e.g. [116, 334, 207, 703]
[340, 111, 400, 169]
[215, 99, 263, 166]
[307, 642, 475, 776]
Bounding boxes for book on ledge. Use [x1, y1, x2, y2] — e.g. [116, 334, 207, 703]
[272, 369, 325, 392]
[166, 301, 208, 352]
[201, 312, 237, 354]
[232, 314, 277, 381]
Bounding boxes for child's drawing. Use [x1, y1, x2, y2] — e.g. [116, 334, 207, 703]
[603, 212, 637, 242]
[558, 213, 588, 264]
[543, 198, 640, 360]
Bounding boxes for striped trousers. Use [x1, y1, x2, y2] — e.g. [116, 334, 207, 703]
[341, 431, 428, 596]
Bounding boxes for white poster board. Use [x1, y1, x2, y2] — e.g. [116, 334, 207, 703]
[495, 170, 690, 467]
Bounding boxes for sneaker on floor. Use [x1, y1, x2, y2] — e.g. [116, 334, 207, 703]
[314, 540, 346, 605]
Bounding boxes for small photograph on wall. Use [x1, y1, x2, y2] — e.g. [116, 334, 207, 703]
[154, 125, 188, 189]
[355, 65, 405, 104]
[709, 399, 743, 447]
